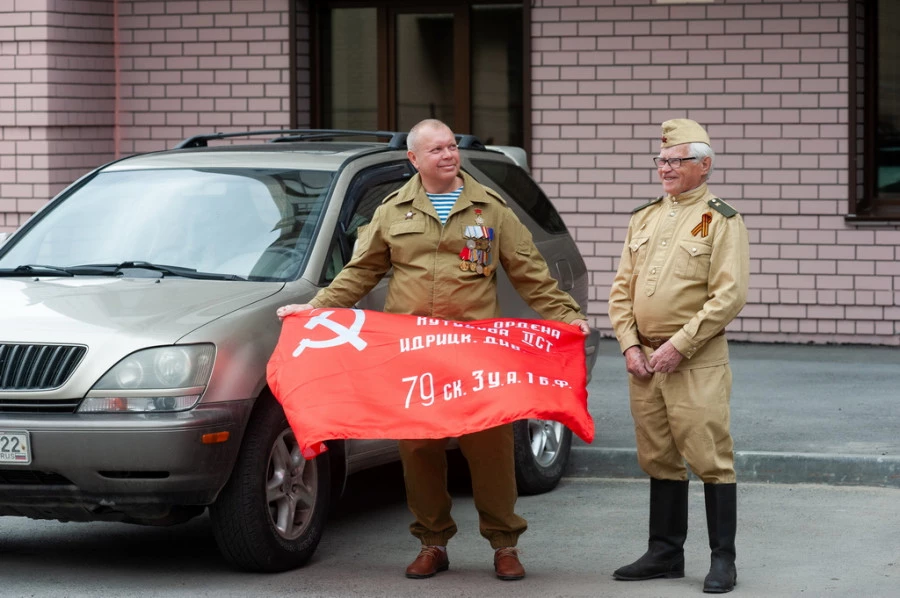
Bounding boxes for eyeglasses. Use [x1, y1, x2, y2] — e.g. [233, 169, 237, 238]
[653, 156, 697, 169]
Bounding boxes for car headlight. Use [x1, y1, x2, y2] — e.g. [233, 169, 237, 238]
[79, 344, 216, 413]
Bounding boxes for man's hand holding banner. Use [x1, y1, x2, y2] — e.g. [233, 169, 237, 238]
[266, 309, 594, 458]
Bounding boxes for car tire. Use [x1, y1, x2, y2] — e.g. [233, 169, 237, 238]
[209, 397, 331, 572]
[513, 419, 572, 496]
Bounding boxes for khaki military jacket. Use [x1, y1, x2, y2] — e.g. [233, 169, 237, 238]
[311, 170, 585, 323]
[608, 183, 749, 369]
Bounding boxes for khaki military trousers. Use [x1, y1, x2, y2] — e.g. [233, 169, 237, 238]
[398, 423, 527, 548]
[629, 362, 736, 484]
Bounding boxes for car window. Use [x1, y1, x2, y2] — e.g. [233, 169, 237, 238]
[0, 167, 334, 282]
[320, 161, 414, 283]
[342, 162, 415, 224]
[468, 158, 568, 234]
[338, 161, 415, 255]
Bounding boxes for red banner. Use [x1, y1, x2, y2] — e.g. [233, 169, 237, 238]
[266, 309, 593, 457]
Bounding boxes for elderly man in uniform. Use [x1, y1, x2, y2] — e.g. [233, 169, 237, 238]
[608, 119, 749, 594]
[277, 119, 589, 581]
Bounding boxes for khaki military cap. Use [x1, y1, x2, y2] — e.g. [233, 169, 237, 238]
[660, 118, 710, 148]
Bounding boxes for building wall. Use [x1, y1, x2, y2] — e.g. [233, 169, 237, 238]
[115, 0, 293, 155]
[0, 1, 115, 232]
[295, 0, 311, 127]
[530, 0, 899, 345]
[2, 0, 897, 345]
[0, 0, 299, 236]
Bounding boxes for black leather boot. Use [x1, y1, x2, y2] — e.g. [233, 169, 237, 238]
[613, 478, 689, 581]
[703, 483, 737, 593]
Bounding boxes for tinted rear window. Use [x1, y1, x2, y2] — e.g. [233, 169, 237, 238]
[469, 159, 568, 234]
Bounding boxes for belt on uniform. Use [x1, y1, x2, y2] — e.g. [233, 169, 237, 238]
[637, 329, 724, 350]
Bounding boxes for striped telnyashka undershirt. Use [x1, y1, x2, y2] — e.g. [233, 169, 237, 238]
[426, 186, 463, 225]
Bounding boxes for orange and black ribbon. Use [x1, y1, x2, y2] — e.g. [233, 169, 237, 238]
[691, 212, 712, 237]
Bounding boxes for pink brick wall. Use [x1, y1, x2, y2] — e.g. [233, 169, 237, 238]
[2, 0, 896, 346]
[531, 0, 899, 345]
[0, 2, 115, 231]
[116, 0, 294, 155]
[1, 0, 305, 232]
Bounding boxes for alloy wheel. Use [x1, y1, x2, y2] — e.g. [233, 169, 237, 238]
[266, 429, 318, 540]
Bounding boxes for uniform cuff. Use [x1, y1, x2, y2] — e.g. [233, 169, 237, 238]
[618, 332, 641, 354]
[669, 329, 698, 359]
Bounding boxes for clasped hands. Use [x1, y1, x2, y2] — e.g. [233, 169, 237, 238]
[625, 341, 684, 380]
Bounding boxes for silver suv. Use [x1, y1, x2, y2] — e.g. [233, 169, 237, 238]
[0, 130, 600, 571]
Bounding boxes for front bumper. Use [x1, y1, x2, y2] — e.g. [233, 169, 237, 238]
[0, 400, 253, 521]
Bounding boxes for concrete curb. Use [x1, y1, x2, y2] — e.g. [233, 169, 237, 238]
[566, 446, 900, 488]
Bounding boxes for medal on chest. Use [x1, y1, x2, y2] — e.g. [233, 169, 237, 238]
[459, 209, 494, 276]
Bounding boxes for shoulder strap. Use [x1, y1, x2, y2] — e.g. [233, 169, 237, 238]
[708, 197, 738, 218]
[482, 185, 508, 205]
[633, 196, 663, 213]
[380, 188, 403, 205]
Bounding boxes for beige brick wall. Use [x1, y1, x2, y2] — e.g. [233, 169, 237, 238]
[530, 0, 898, 345]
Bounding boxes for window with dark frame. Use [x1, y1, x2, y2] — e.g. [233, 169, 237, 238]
[850, 0, 900, 221]
[314, 1, 526, 149]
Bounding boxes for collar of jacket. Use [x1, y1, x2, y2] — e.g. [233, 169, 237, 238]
[667, 182, 708, 206]
[390, 170, 506, 220]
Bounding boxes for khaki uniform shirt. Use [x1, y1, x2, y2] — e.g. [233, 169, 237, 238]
[608, 183, 749, 369]
[311, 170, 585, 323]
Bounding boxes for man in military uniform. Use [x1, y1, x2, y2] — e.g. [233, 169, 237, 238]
[277, 119, 589, 581]
[608, 119, 749, 593]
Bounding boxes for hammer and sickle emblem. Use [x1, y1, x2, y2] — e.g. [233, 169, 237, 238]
[292, 309, 368, 357]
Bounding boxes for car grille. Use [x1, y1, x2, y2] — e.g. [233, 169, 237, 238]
[0, 343, 86, 392]
[0, 398, 83, 413]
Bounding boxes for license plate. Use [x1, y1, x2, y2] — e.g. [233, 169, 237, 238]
[0, 430, 31, 465]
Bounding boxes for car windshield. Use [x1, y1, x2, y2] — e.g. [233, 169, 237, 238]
[0, 167, 334, 282]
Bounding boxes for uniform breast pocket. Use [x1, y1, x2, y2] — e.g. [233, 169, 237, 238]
[629, 236, 650, 273]
[388, 219, 427, 263]
[675, 240, 712, 280]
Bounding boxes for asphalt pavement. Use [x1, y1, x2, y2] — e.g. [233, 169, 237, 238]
[3, 474, 896, 597]
[573, 339, 900, 487]
[2, 339, 898, 597]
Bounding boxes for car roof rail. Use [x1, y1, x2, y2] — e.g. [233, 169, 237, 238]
[456, 134, 486, 150]
[269, 130, 409, 148]
[173, 129, 410, 149]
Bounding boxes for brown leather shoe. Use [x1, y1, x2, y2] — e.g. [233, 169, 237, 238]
[405, 546, 449, 579]
[494, 547, 525, 581]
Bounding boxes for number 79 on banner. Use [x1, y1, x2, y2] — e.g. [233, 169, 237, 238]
[402, 370, 572, 409]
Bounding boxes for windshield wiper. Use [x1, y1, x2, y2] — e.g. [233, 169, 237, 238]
[0, 264, 76, 277]
[72, 261, 246, 281]
[0, 261, 246, 280]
